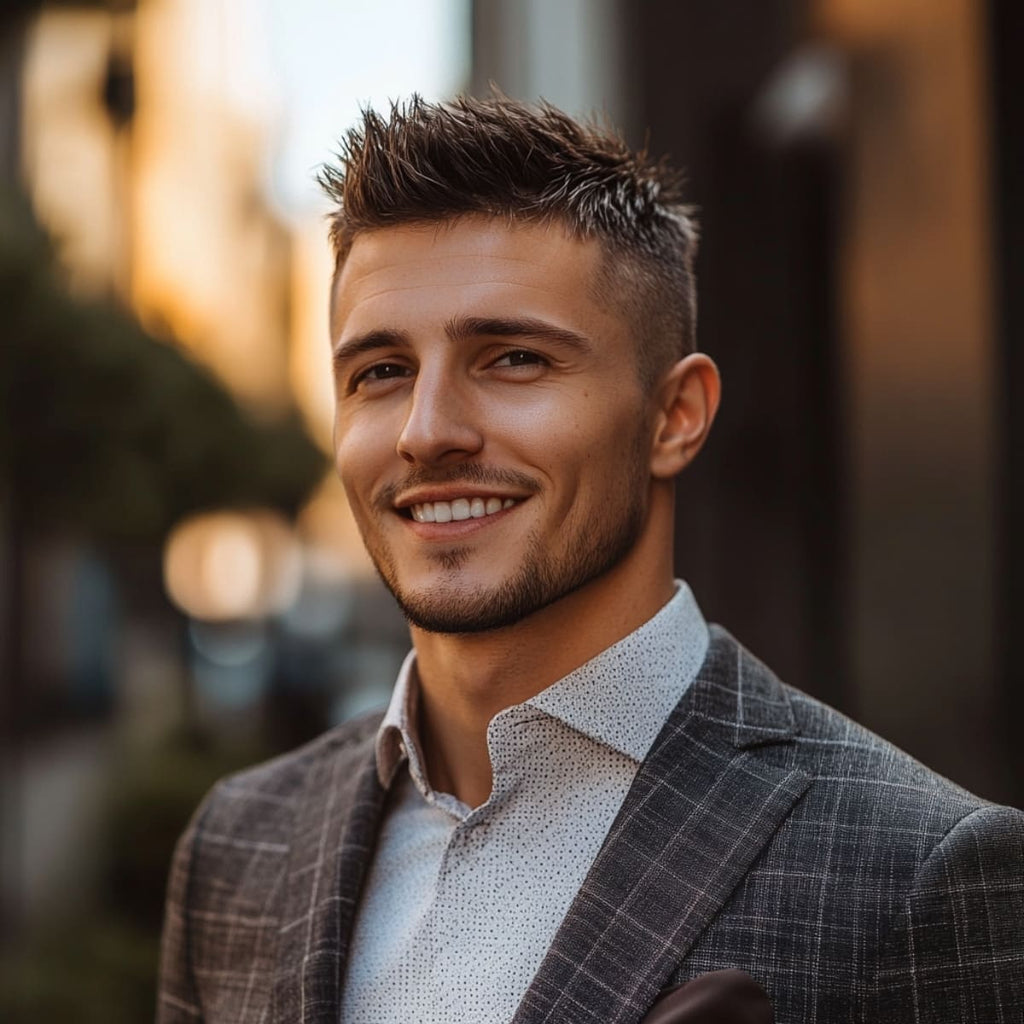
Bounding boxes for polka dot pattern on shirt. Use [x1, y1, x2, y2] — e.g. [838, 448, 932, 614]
[340, 581, 709, 1024]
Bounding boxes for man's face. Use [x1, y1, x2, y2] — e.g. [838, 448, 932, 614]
[330, 216, 658, 633]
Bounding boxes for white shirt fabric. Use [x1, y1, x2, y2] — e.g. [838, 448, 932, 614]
[339, 582, 710, 1024]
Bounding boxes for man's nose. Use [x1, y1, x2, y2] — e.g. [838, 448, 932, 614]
[395, 373, 484, 465]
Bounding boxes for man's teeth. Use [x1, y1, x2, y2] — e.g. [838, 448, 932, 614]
[410, 497, 516, 523]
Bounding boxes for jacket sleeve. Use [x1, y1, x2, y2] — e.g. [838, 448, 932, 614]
[156, 797, 214, 1022]
[871, 803, 1024, 1023]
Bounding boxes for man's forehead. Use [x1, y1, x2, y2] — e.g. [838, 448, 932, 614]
[330, 217, 607, 334]
[343, 217, 596, 274]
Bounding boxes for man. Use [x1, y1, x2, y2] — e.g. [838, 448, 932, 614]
[158, 96, 1024, 1023]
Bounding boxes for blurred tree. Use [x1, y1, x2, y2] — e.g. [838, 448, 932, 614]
[0, 187, 325, 541]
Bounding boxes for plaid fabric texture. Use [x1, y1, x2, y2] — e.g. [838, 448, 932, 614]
[158, 627, 1024, 1023]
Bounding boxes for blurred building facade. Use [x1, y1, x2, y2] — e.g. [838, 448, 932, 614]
[21, 1, 295, 406]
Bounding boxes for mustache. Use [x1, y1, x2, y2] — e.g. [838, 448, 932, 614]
[375, 464, 541, 509]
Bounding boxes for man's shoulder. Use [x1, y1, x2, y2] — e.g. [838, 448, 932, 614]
[697, 626, 1010, 833]
[780, 679, 991, 833]
[227, 707, 383, 789]
[197, 708, 384, 836]
[158, 710, 386, 1019]
[678, 627, 1024, 1013]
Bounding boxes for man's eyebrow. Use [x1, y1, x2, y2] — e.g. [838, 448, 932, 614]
[332, 329, 409, 365]
[445, 315, 593, 353]
[332, 317, 592, 366]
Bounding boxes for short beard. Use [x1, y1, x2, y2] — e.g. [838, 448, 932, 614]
[398, 515, 644, 633]
[367, 458, 649, 635]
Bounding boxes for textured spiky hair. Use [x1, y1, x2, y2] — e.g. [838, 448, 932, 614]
[319, 94, 700, 384]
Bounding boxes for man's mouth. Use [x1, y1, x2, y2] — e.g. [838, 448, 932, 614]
[408, 497, 517, 524]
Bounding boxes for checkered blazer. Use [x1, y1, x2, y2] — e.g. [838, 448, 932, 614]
[157, 627, 1024, 1023]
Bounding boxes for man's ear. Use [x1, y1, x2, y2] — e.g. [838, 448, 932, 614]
[649, 353, 721, 479]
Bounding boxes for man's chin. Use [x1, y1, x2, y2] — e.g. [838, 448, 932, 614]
[385, 573, 559, 636]
[373, 510, 646, 637]
[384, 562, 604, 636]
[395, 590, 535, 635]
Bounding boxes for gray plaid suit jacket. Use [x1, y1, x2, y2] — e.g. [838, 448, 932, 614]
[157, 627, 1024, 1023]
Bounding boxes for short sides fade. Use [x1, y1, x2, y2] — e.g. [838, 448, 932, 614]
[319, 94, 699, 388]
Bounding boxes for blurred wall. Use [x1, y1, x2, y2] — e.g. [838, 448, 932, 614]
[471, 0, 632, 129]
[819, 0, 998, 802]
[989, 0, 1024, 808]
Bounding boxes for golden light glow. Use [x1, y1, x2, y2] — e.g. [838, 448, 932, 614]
[164, 510, 302, 621]
[290, 222, 336, 453]
[131, 0, 291, 412]
[21, 9, 122, 294]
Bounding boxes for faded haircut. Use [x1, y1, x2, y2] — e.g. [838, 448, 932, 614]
[318, 94, 699, 389]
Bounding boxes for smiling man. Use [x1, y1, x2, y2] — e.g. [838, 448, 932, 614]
[158, 97, 1024, 1024]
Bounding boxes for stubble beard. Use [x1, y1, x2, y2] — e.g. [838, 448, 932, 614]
[360, 454, 650, 635]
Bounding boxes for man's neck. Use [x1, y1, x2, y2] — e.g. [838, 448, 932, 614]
[409, 552, 675, 809]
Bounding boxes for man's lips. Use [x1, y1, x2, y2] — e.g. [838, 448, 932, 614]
[391, 492, 525, 539]
[379, 467, 539, 521]
[408, 496, 517, 523]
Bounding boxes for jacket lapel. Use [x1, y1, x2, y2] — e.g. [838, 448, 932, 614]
[513, 627, 812, 1024]
[271, 726, 387, 1024]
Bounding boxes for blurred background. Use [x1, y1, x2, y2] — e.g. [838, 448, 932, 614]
[0, 0, 1021, 1019]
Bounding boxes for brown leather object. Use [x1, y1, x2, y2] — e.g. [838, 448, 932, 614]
[639, 969, 774, 1024]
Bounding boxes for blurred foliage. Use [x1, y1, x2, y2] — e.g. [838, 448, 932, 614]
[0, 730, 272, 1023]
[0, 916, 159, 1024]
[0, 187, 326, 540]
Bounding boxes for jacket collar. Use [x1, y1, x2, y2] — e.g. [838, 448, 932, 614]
[271, 721, 387, 1024]
[273, 626, 807, 1023]
[511, 626, 810, 1024]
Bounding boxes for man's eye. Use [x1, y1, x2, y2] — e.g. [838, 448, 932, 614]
[354, 362, 409, 387]
[492, 350, 545, 368]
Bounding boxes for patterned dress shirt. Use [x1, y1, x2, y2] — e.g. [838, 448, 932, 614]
[338, 581, 710, 1023]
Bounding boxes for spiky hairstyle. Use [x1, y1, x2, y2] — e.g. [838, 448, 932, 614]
[319, 94, 699, 386]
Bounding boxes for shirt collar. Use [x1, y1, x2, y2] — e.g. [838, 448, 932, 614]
[375, 649, 426, 789]
[374, 580, 709, 787]
[525, 580, 708, 762]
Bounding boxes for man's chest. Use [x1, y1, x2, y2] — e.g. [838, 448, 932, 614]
[338, 728, 640, 1024]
